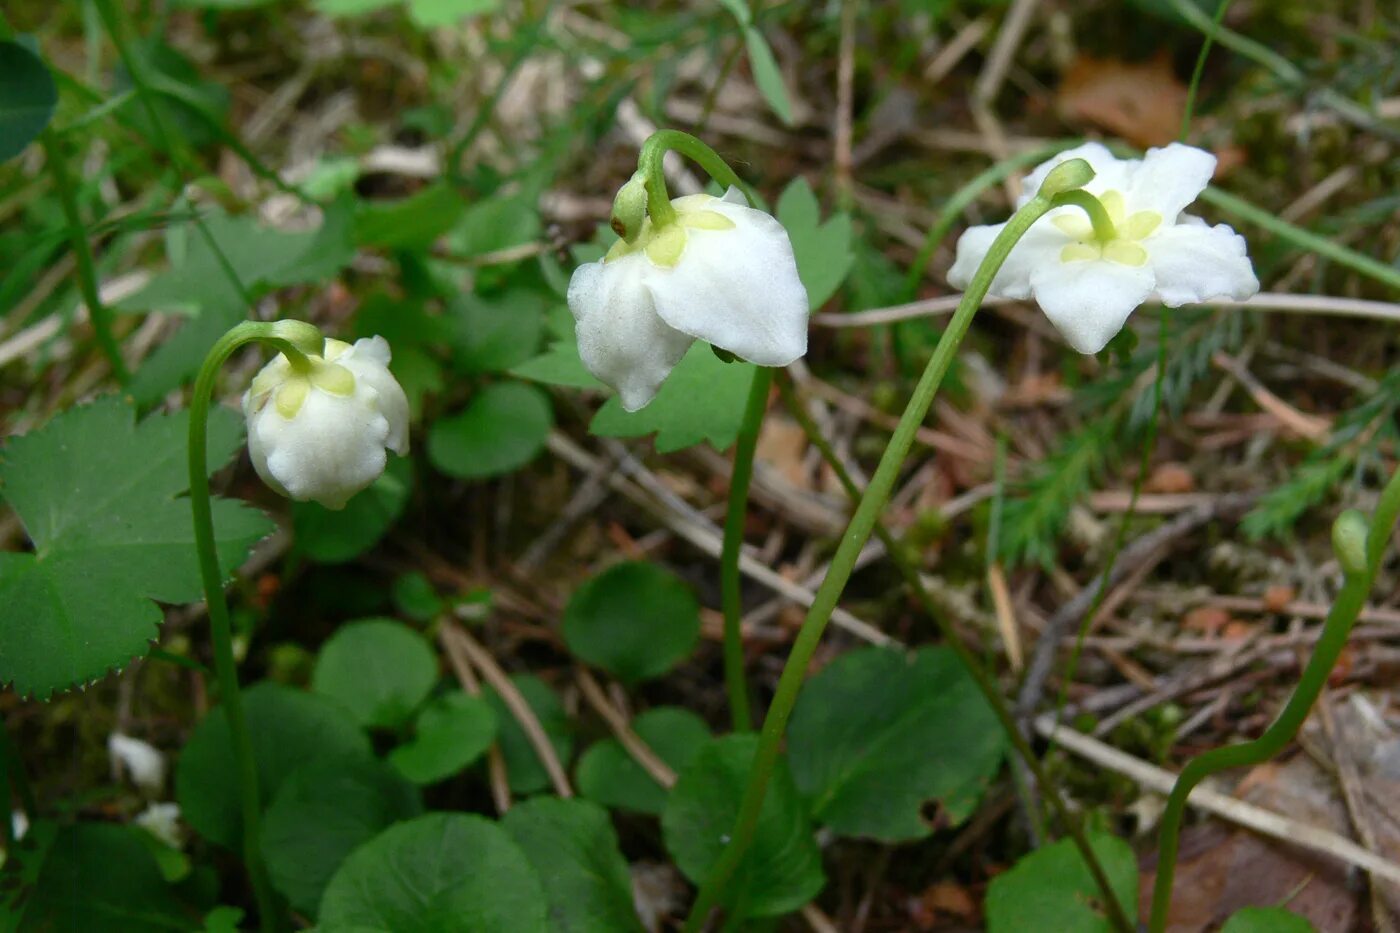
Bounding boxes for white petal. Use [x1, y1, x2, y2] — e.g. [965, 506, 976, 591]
[1018, 142, 1131, 206]
[108, 733, 166, 795]
[1125, 143, 1215, 222]
[949, 219, 1068, 300]
[261, 388, 391, 509]
[134, 802, 184, 850]
[1029, 258, 1155, 354]
[646, 200, 809, 366]
[1147, 220, 1259, 306]
[568, 256, 694, 411]
[340, 336, 411, 455]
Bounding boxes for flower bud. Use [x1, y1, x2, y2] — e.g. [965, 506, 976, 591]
[610, 172, 649, 243]
[242, 335, 410, 510]
[1037, 158, 1095, 199]
[1332, 509, 1370, 576]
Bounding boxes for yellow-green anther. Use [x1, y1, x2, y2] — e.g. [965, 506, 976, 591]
[1333, 509, 1370, 576]
[644, 224, 687, 267]
[680, 209, 736, 231]
[310, 361, 356, 396]
[274, 379, 309, 419]
[1037, 158, 1095, 199]
[1101, 240, 1148, 266]
[610, 173, 649, 243]
[1122, 210, 1162, 240]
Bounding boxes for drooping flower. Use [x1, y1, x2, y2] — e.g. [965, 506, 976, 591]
[108, 733, 166, 795]
[134, 802, 185, 850]
[242, 335, 409, 510]
[567, 187, 809, 411]
[948, 142, 1259, 354]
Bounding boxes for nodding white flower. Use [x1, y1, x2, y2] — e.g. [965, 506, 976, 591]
[108, 733, 166, 795]
[133, 802, 184, 850]
[243, 336, 409, 510]
[948, 142, 1259, 354]
[11, 810, 28, 842]
[567, 187, 809, 411]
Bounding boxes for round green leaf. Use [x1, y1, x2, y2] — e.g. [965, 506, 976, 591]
[388, 692, 498, 785]
[176, 682, 370, 848]
[0, 41, 57, 163]
[261, 755, 423, 916]
[562, 562, 701, 684]
[312, 619, 439, 729]
[1221, 908, 1317, 933]
[292, 457, 412, 563]
[448, 290, 546, 375]
[427, 382, 552, 479]
[484, 674, 574, 795]
[319, 813, 547, 932]
[501, 797, 643, 932]
[662, 735, 824, 920]
[787, 646, 1006, 841]
[577, 706, 710, 815]
[985, 834, 1138, 933]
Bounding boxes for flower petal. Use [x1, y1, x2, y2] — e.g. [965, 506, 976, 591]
[260, 388, 391, 509]
[339, 336, 411, 455]
[1029, 258, 1155, 354]
[949, 219, 1068, 299]
[1018, 142, 1131, 207]
[646, 199, 809, 366]
[568, 256, 694, 411]
[1147, 218, 1259, 307]
[1125, 143, 1215, 222]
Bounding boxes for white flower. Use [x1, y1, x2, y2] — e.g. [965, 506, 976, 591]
[243, 335, 409, 510]
[134, 802, 184, 850]
[948, 142, 1259, 354]
[11, 810, 28, 842]
[567, 187, 809, 411]
[108, 733, 166, 795]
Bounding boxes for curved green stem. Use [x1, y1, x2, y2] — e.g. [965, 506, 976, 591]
[635, 129, 759, 229]
[1053, 189, 1118, 243]
[776, 373, 1134, 932]
[682, 186, 1067, 932]
[721, 366, 773, 733]
[1148, 465, 1400, 933]
[190, 321, 311, 933]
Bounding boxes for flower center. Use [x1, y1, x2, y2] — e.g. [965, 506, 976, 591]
[1053, 190, 1161, 267]
[251, 356, 357, 420]
[603, 195, 736, 268]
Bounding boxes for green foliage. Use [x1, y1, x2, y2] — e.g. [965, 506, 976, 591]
[777, 177, 855, 310]
[1221, 907, 1317, 932]
[428, 382, 554, 479]
[388, 692, 498, 785]
[176, 682, 370, 848]
[787, 646, 1006, 840]
[484, 674, 574, 795]
[576, 706, 711, 815]
[717, 1, 793, 125]
[260, 755, 423, 916]
[562, 561, 701, 684]
[0, 41, 57, 163]
[500, 798, 644, 933]
[662, 735, 824, 920]
[293, 456, 412, 563]
[316, 0, 500, 28]
[355, 183, 468, 251]
[985, 834, 1138, 933]
[311, 619, 439, 729]
[998, 420, 1113, 569]
[0, 398, 271, 698]
[318, 813, 548, 932]
[448, 290, 546, 375]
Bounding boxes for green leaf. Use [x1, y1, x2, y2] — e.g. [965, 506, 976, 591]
[662, 735, 824, 919]
[315, 0, 397, 15]
[261, 755, 423, 916]
[448, 290, 546, 375]
[408, 0, 502, 27]
[562, 562, 700, 684]
[319, 813, 548, 932]
[590, 344, 755, 453]
[501, 797, 643, 933]
[388, 691, 498, 785]
[0, 398, 272, 698]
[356, 183, 467, 251]
[428, 382, 553, 480]
[777, 176, 854, 310]
[787, 646, 1006, 841]
[484, 674, 574, 795]
[5, 822, 190, 931]
[447, 193, 541, 258]
[743, 27, 794, 126]
[985, 834, 1138, 933]
[171, 0, 281, 8]
[0, 41, 57, 163]
[576, 706, 710, 815]
[293, 456, 412, 564]
[510, 335, 605, 390]
[1221, 907, 1318, 933]
[176, 682, 370, 848]
[312, 619, 439, 730]
[715, 0, 752, 26]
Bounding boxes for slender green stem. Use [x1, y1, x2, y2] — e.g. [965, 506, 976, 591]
[720, 367, 773, 733]
[776, 374, 1134, 933]
[41, 130, 130, 385]
[190, 322, 311, 933]
[1179, 0, 1235, 140]
[636, 130, 758, 229]
[682, 186, 1066, 932]
[1148, 465, 1400, 933]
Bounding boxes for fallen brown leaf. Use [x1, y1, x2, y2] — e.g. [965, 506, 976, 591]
[1058, 51, 1187, 149]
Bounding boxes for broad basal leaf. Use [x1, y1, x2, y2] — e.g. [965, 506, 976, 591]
[484, 674, 574, 795]
[562, 561, 700, 684]
[0, 398, 272, 698]
[311, 618, 439, 729]
[427, 382, 553, 480]
[787, 646, 1006, 841]
[293, 456, 412, 564]
[777, 176, 853, 310]
[389, 691, 497, 785]
[985, 834, 1138, 933]
[1221, 908, 1317, 933]
[576, 706, 710, 815]
[0, 41, 57, 163]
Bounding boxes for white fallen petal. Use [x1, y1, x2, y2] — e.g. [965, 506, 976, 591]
[108, 733, 166, 795]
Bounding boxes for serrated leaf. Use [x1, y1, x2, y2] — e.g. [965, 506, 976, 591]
[562, 562, 700, 684]
[590, 344, 755, 453]
[427, 382, 553, 479]
[1221, 907, 1317, 933]
[484, 674, 574, 795]
[787, 646, 1006, 840]
[311, 618, 439, 729]
[0, 398, 272, 698]
[501, 797, 644, 933]
[0, 41, 57, 163]
[389, 691, 498, 785]
[293, 455, 412, 564]
[662, 735, 824, 920]
[985, 834, 1138, 933]
[744, 27, 794, 126]
[319, 813, 548, 932]
[777, 177, 853, 309]
[576, 706, 710, 815]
